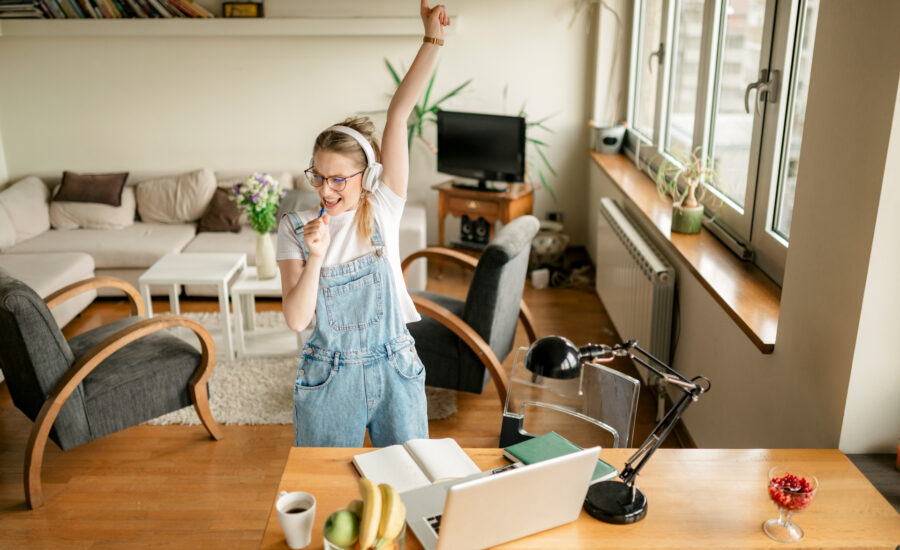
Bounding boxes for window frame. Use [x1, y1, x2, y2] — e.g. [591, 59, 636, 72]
[622, 0, 814, 285]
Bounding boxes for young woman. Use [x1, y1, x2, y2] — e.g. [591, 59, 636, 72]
[276, 1, 450, 447]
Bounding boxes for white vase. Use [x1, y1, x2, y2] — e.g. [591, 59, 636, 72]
[256, 232, 277, 279]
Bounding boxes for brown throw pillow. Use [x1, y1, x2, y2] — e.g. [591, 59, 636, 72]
[54, 171, 129, 207]
[198, 188, 242, 233]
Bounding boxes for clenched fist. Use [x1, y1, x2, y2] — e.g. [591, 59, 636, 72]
[304, 214, 331, 260]
[421, 0, 450, 40]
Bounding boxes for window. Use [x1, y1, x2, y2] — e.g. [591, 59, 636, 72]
[623, 0, 821, 284]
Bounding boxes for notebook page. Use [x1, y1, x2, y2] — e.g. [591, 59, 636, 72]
[404, 438, 481, 483]
[352, 445, 431, 493]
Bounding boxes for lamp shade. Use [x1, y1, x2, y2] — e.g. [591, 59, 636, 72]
[524, 335, 582, 379]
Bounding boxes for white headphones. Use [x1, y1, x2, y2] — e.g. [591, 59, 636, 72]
[314, 125, 383, 193]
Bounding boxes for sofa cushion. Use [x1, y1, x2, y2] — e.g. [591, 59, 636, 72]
[5, 222, 197, 269]
[276, 189, 320, 224]
[0, 252, 96, 329]
[0, 200, 14, 250]
[50, 186, 136, 230]
[136, 168, 216, 224]
[182, 226, 257, 264]
[55, 171, 129, 207]
[0, 176, 50, 246]
[198, 188, 241, 233]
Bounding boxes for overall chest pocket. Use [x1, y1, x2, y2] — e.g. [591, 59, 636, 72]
[322, 271, 384, 331]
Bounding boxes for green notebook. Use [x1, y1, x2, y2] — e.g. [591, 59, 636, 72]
[502, 431, 619, 484]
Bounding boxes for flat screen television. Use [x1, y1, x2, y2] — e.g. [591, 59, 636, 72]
[437, 110, 526, 191]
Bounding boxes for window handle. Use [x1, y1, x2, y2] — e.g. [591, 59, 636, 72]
[744, 69, 781, 116]
[648, 43, 664, 73]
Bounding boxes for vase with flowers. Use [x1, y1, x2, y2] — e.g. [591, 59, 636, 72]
[653, 149, 722, 234]
[231, 172, 286, 279]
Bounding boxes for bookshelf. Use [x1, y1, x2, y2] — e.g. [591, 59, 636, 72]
[0, 17, 429, 37]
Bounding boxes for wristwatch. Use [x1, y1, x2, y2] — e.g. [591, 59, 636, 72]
[423, 36, 444, 46]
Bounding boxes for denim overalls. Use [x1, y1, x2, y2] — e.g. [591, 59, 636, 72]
[285, 212, 428, 447]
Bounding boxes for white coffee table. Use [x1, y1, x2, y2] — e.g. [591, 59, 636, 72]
[231, 266, 305, 356]
[138, 252, 247, 359]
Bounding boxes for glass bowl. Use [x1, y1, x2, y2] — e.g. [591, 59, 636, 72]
[323, 523, 406, 550]
[763, 466, 818, 542]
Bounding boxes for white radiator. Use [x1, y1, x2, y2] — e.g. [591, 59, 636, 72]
[595, 197, 675, 386]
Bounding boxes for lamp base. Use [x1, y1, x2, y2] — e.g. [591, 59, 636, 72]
[583, 480, 647, 524]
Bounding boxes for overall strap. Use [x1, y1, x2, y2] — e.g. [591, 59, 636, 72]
[284, 212, 311, 259]
[371, 217, 384, 249]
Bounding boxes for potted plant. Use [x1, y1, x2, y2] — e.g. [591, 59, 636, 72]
[231, 172, 286, 279]
[653, 149, 722, 234]
[365, 59, 472, 152]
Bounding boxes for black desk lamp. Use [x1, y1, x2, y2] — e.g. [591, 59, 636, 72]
[524, 335, 711, 524]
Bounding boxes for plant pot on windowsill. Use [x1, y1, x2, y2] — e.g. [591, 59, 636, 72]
[671, 202, 704, 234]
[592, 123, 626, 155]
[654, 148, 721, 236]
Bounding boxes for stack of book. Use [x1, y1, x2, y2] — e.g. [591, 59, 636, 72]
[0, 0, 215, 18]
[0, 0, 43, 18]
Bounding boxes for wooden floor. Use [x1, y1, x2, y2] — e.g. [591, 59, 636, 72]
[0, 259, 680, 549]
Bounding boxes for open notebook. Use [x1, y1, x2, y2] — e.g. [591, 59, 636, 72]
[352, 438, 481, 493]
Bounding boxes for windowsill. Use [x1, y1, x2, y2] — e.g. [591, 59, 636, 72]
[590, 151, 780, 354]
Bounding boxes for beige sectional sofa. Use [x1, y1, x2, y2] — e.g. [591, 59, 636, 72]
[0, 169, 427, 329]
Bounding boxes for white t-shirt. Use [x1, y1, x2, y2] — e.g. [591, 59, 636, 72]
[276, 184, 421, 325]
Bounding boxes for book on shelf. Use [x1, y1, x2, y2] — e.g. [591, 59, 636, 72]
[351, 438, 481, 494]
[502, 431, 619, 484]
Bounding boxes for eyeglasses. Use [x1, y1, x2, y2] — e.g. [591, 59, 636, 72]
[304, 168, 364, 192]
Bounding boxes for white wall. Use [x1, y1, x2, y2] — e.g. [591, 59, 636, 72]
[590, 0, 900, 451]
[839, 72, 900, 453]
[0, 123, 7, 183]
[0, 0, 595, 245]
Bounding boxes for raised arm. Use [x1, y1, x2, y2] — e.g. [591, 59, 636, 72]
[380, 0, 450, 198]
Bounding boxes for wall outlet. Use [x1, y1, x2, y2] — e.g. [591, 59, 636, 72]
[548, 212, 564, 223]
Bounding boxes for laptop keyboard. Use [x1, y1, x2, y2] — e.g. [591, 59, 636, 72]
[426, 514, 442, 535]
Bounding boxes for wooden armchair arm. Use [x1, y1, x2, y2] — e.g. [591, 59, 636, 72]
[401, 248, 538, 344]
[44, 276, 145, 317]
[25, 314, 220, 509]
[411, 294, 509, 412]
[401, 247, 479, 275]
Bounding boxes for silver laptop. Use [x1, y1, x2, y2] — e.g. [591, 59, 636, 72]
[401, 446, 600, 550]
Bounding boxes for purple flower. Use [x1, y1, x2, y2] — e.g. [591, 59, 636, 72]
[250, 193, 260, 203]
[280, 190, 287, 198]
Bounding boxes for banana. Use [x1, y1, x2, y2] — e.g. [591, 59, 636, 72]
[375, 483, 406, 549]
[346, 498, 364, 519]
[358, 478, 382, 549]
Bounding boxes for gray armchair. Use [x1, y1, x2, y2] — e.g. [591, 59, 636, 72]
[0, 271, 222, 509]
[401, 215, 541, 410]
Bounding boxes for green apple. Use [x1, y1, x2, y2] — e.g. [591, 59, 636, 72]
[323, 509, 359, 548]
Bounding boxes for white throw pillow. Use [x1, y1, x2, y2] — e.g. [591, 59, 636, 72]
[0, 176, 50, 246]
[136, 168, 216, 224]
[50, 186, 137, 230]
[0, 201, 15, 250]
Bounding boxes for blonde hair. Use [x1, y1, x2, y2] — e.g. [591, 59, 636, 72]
[313, 116, 381, 245]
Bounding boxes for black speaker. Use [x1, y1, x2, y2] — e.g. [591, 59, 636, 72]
[473, 217, 490, 244]
[460, 215, 476, 242]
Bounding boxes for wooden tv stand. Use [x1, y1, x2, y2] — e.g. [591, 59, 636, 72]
[432, 180, 534, 247]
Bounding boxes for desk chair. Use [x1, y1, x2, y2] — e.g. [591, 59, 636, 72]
[0, 271, 222, 508]
[401, 215, 540, 411]
[500, 347, 640, 449]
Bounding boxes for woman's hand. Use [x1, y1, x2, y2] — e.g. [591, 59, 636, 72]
[421, 0, 450, 39]
[303, 214, 331, 259]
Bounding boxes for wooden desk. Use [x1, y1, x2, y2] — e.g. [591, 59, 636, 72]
[260, 448, 900, 549]
[432, 181, 534, 247]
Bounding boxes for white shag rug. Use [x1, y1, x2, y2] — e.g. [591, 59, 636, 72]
[147, 311, 457, 425]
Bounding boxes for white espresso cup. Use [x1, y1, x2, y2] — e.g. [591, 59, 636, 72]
[276, 490, 316, 549]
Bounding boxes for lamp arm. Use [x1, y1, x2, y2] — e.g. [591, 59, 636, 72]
[620, 389, 695, 485]
[612, 340, 710, 486]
